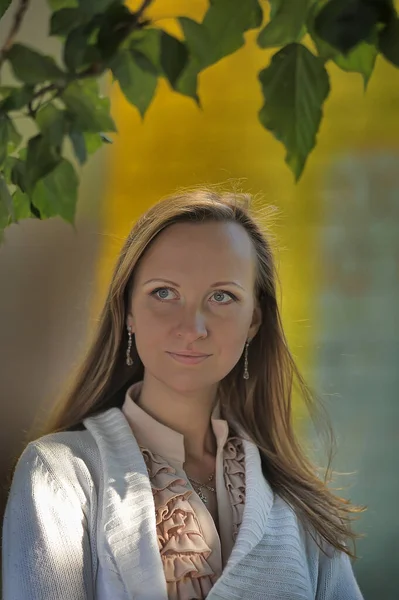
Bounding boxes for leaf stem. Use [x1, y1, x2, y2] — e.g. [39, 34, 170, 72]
[0, 0, 30, 69]
[135, 0, 155, 21]
[1, 0, 154, 118]
[27, 83, 62, 118]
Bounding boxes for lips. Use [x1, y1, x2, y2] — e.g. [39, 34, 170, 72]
[167, 352, 210, 365]
[171, 352, 209, 358]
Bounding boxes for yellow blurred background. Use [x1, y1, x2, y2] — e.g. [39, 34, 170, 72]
[1, 1, 399, 597]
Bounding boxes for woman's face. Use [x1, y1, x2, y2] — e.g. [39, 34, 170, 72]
[127, 220, 262, 393]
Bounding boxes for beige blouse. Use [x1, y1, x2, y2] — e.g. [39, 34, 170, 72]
[122, 382, 246, 600]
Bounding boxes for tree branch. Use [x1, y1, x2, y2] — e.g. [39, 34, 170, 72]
[26, 63, 106, 117]
[2, 0, 154, 120]
[135, 0, 154, 22]
[31, 83, 59, 101]
[0, 0, 30, 69]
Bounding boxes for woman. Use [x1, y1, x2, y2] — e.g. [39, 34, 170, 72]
[2, 189, 364, 600]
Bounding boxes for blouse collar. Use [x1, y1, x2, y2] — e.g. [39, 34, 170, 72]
[122, 381, 230, 465]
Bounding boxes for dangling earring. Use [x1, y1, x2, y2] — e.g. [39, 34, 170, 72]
[126, 325, 134, 366]
[243, 340, 250, 380]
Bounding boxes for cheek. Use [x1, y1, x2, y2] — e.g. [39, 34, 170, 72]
[218, 306, 254, 350]
[218, 325, 247, 363]
[134, 312, 163, 341]
[210, 309, 252, 367]
[132, 305, 171, 360]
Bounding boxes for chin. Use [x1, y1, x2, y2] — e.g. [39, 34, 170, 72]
[160, 372, 219, 395]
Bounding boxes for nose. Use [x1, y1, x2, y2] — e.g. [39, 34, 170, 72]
[175, 308, 208, 341]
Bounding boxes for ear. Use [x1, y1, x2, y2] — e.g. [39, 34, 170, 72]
[247, 302, 262, 341]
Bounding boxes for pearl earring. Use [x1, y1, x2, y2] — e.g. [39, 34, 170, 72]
[126, 326, 133, 366]
[243, 340, 250, 380]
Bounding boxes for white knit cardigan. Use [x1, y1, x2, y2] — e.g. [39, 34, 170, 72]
[2, 408, 364, 600]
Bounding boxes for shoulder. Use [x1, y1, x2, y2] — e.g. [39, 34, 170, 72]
[27, 406, 127, 470]
[15, 406, 136, 489]
[29, 427, 98, 466]
[33, 427, 95, 450]
[12, 427, 102, 505]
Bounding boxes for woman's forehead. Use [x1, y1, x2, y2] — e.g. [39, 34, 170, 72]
[135, 221, 256, 282]
[147, 221, 254, 260]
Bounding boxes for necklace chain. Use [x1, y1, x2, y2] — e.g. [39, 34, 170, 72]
[187, 472, 216, 503]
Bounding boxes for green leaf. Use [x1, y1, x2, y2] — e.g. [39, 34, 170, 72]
[334, 41, 377, 88]
[10, 159, 28, 192]
[0, 87, 11, 98]
[0, 115, 9, 167]
[50, 8, 86, 36]
[379, 18, 399, 67]
[84, 131, 104, 154]
[204, 0, 263, 33]
[77, 0, 118, 17]
[111, 49, 158, 117]
[177, 0, 262, 81]
[6, 118, 22, 154]
[314, 0, 383, 54]
[36, 103, 68, 146]
[160, 32, 189, 87]
[369, 0, 396, 24]
[0, 175, 14, 236]
[69, 129, 108, 163]
[12, 188, 32, 221]
[63, 26, 89, 71]
[200, 0, 263, 67]
[25, 134, 61, 193]
[258, 43, 330, 181]
[308, 2, 378, 87]
[129, 28, 162, 72]
[174, 59, 200, 102]
[0, 85, 34, 111]
[62, 80, 117, 132]
[96, 3, 136, 60]
[31, 158, 78, 224]
[63, 25, 102, 72]
[257, 0, 310, 48]
[2, 155, 15, 181]
[0, 113, 20, 164]
[69, 130, 87, 164]
[47, 0, 78, 8]
[179, 17, 211, 67]
[307, 0, 338, 61]
[0, 0, 12, 19]
[17, 146, 27, 160]
[129, 27, 198, 100]
[6, 44, 65, 84]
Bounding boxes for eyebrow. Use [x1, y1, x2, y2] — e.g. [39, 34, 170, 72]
[143, 278, 246, 291]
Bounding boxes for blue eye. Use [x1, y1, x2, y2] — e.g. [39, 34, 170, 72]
[151, 287, 176, 301]
[150, 287, 237, 304]
[211, 291, 237, 304]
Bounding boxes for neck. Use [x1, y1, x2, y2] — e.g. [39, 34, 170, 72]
[136, 373, 219, 461]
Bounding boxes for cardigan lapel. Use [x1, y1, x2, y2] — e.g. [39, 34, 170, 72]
[85, 408, 274, 600]
[205, 441, 313, 600]
[84, 408, 168, 600]
[208, 438, 274, 596]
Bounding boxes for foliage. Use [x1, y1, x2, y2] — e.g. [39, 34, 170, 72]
[0, 0, 398, 240]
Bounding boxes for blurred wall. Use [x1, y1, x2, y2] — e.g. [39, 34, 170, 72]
[313, 152, 399, 598]
[1, 1, 399, 599]
[99, 2, 399, 597]
[0, 0, 110, 518]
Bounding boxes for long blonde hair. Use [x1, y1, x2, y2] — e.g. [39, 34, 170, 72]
[38, 188, 364, 557]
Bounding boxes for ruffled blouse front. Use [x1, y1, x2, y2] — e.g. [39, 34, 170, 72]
[222, 438, 246, 542]
[141, 437, 245, 600]
[122, 382, 246, 600]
